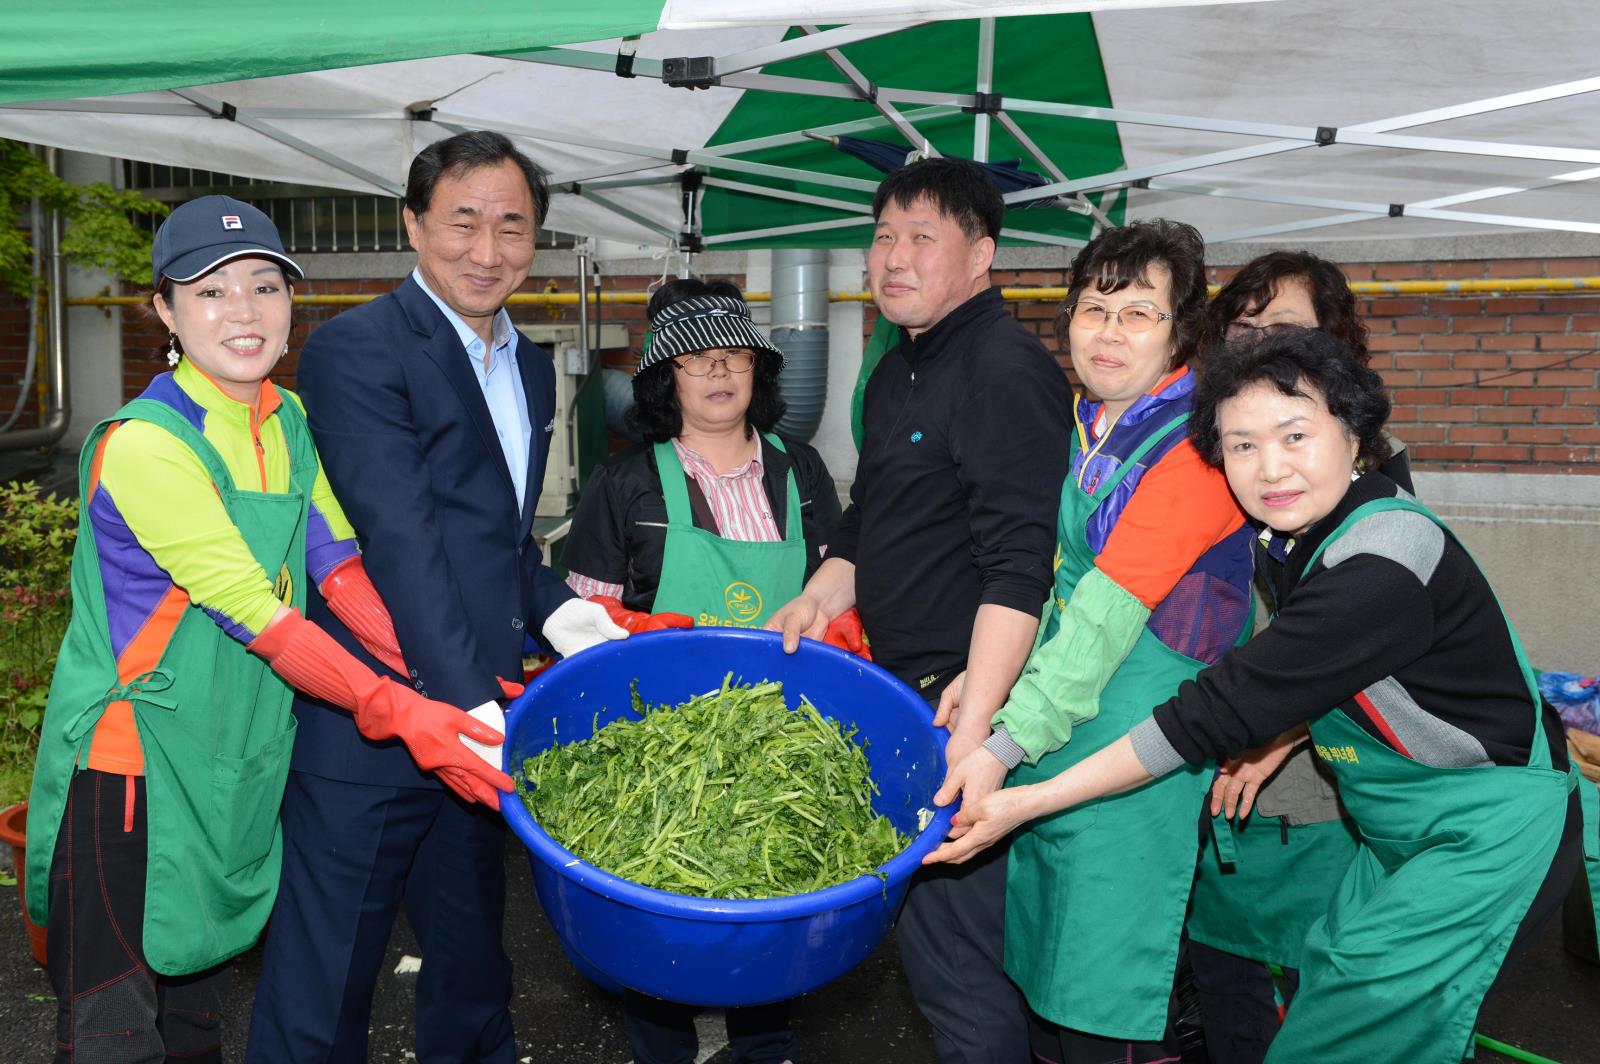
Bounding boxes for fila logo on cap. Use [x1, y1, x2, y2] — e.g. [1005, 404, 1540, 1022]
[221, 215, 244, 230]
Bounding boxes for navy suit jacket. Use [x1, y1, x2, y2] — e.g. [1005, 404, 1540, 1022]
[291, 274, 575, 786]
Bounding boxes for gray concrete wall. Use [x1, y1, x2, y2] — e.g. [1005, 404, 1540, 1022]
[1414, 473, 1600, 672]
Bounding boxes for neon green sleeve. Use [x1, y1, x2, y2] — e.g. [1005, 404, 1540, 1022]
[98, 420, 282, 641]
[990, 565, 1152, 765]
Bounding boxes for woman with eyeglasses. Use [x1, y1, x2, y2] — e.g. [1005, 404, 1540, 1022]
[1183, 249, 1410, 1064]
[1211, 249, 1411, 489]
[934, 220, 1256, 1062]
[561, 277, 845, 1064]
[925, 327, 1580, 1064]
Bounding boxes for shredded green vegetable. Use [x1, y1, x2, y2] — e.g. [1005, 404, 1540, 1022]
[518, 674, 909, 899]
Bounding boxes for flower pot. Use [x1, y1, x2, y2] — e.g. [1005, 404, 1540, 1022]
[0, 802, 47, 967]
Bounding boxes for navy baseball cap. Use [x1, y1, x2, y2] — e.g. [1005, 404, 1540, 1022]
[151, 195, 304, 285]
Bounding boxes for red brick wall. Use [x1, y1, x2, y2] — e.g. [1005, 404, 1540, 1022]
[993, 256, 1600, 476]
[111, 259, 1600, 475]
[0, 291, 40, 431]
[118, 273, 718, 396]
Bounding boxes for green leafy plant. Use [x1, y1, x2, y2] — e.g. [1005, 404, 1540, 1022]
[0, 138, 169, 298]
[0, 481, 77, 806]
[520, 674, 908, 899]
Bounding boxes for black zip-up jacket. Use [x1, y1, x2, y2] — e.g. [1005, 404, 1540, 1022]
[563, 435, 840, 613]
[831, 287, 1073, 689]
[1132, 472, 1568, 774]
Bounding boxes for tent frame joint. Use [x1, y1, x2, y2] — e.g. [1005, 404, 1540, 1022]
[1389, 203, 1406, 217]
[661, 57, 720, 90]
[1316, 125, 1338, 146]
[963, 92, 1003, 115]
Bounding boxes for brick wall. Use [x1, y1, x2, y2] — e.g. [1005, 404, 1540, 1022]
[993, 256, 1600, 476]
[118, 273, 730, 396]
[109, 258, 1600, 475]
[0, 290, 39, 431]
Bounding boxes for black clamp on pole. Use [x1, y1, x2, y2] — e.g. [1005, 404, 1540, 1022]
[1315, 126, 1338, 146]
[616, 35, 641, 79]
[1388, 203, 1405, 218]
[217, 101, 239, 121]
[678, 170, 705, 253]
[662, 57, 720, 90]
[963, 92, 1004, 115]
[406, 104, 435, 122]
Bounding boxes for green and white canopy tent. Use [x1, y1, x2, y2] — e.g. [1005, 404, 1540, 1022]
[5, 0, 1600, 252]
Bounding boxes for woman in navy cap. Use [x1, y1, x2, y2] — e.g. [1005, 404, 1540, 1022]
[27, 195, 511, 1062]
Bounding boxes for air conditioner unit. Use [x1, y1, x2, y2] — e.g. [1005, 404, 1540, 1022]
[516, 323, 630, 517]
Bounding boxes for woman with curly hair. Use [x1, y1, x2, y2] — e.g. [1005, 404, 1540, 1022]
[929, 327, 1582, 1064]
[1208, 248, 1411, 488]
[935, 219, 1257, 1062]
[562, 277, 847, 1064]
[1190, 249, 1411, 1062]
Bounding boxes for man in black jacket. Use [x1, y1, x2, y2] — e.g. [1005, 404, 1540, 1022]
[771, 158, 1071, 1063]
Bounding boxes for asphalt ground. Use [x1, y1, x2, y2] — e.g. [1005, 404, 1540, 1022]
[2, 838, 1597, 1063]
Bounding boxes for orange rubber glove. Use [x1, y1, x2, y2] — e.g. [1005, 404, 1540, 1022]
[249, 609, 514, 808]
[587, 595, 694, 634]
[319, 556, 408, 677]
[822, 607, 872, 661]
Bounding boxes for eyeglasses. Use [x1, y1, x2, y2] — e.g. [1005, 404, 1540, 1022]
[672, 349, 756, 376]
[1224, 321, 1310, 342]
[1067, 302, 1172, 332]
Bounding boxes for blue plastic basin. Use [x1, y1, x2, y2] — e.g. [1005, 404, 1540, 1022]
[501, 627, 954, 1007]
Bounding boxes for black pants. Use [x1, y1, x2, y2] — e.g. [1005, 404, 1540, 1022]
[1028, 1010, 1182, 1064]
[623, 990, 797, 1064]
[1186, 941, 1297, 1064]
[895, 681, 1030, 1064]
[48, 770, 225, 1064]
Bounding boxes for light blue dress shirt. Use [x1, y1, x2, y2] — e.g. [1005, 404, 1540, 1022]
[412, 268, 533, 511]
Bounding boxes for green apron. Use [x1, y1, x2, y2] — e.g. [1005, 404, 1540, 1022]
[1580, 771, 1600, 948]
[26, 393, 314, 976]
[1188, 790, 1359, 970]
[650, 435, 806, 628]
[1005, 414, 1247, 1040]
[1267, 497, 1575, 1064]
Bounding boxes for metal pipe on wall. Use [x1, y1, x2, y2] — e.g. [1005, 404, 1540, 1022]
[770, 248, 830, 442]
[0, 146, 71, 452]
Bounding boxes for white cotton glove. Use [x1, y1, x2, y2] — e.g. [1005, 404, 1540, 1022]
[542, 596, 628, 658]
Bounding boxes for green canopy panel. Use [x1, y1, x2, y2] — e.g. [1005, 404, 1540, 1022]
[699, 17, 1125, 248]
[4, 1, 1600, 248]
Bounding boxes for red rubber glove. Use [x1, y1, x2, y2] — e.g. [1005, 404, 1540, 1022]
[822, 607, 872, 661]
[587, 595, 694, 634]
[319, 556, 408, 677]
[250, 609, 514, 808]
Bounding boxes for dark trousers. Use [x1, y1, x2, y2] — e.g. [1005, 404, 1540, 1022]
[895, 681, 1030, 1064]
[896, 828, 1030, 1064]
[1028, 1009, 1182, 1064]
[245, 771, 514, 1064]
[48, 770, 225, 1064]
[623, 990, 797, 1064]
[1187, 942, 1297, 1064]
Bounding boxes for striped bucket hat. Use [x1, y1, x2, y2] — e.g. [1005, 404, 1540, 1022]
[640, 294, 786, 371]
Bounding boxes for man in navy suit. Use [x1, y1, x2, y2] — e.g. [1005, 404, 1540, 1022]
[247, 131, 625, 1063]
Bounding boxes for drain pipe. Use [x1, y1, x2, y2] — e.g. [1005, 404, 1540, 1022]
[0, 146, 70, 452]
[770, 248, 829, 442]
[0, 198, 43, 433]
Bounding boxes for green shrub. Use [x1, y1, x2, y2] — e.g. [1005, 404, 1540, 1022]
[0, 482, 77, 806]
